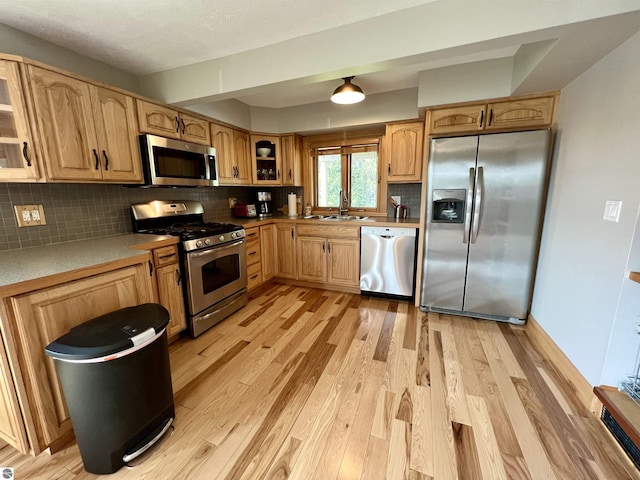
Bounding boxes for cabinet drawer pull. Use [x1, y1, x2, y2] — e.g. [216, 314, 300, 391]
[175, 116, 180, 133]
[22, 142, 32, 167]
[93, 149, 99, 170]
[248, 251, 257, 256]
[247, 232, 258, 238]
[175, 269, 181, 285]
[180, 118, 186, 134]
[102, 150, 109, 171]
[158, 253, 176, 260]
[250, 274, 259, 280]
[478, 110, 484, 128]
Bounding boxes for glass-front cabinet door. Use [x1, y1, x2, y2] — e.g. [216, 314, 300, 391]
[0, 60, 39, 181]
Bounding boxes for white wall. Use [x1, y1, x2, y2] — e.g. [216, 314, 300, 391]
[0, 22, 140, 93]
[187, 99, 252, 131]
[531, 31, 640, 386]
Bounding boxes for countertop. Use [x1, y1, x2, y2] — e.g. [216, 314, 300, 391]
[0, 234, 177, 296]
[232, 214, 421, 229]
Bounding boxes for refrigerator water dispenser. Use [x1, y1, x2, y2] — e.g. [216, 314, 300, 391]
[432, 189, 465, 223]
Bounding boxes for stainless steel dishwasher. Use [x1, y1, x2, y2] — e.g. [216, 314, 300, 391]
[360, 226, 418, 299]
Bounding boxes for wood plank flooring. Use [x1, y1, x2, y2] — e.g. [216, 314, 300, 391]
[2, 283, 638, 479]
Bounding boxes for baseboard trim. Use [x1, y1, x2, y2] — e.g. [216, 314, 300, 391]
[526, 314, 597, 413]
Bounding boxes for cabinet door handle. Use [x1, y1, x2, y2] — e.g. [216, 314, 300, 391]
[488, 109, 493, 126]
[328, 242, 331, 253]
[388, 163, 391, 176]
[22, 142, 32, 167]
[175, 269, 181, 285]
[102, 150, 109, 171]
[250, 274, 259, 280]
[478, 110, 484, 128]
[291, 229, 294, 239]
[277, 169, 280, 179]
[175, 116, 180, 133]
[158, 253, 176, 260]
[180, 118, 186, 134]
[288, 168, 292, 180]
[149, 261, 154, 276]
[93, 149, 99, 170]
[322, 241, 325, 252]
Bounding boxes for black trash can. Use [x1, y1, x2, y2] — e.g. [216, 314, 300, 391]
[45, 303, 175, 475]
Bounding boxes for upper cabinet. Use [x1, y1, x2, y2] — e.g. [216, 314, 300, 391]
[428, 94, 557, 135]
[280, 134, 303, 186]
[0, 60, 40, 182]
[28, 66, 143, 183]
[384, 121, 424, 183]
[210, 122, 251, 185]
[251, 134, 282, 185]
[137, 100, 210, 145]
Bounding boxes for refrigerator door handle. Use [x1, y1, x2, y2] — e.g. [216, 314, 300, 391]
[463, 167, 475, 244]
[471, 166, 484, 244]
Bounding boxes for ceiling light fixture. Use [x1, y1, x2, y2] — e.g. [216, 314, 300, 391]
[330, 76, 365, 104]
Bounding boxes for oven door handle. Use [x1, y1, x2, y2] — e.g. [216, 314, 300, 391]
[187, 240, 245, 259]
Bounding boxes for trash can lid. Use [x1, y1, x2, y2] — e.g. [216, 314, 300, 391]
[44, 303, 170, 360]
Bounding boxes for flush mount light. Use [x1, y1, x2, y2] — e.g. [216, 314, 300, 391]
[330, 76, 365, 104]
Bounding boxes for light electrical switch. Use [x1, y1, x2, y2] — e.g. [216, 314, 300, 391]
[603, 200, 622, 222]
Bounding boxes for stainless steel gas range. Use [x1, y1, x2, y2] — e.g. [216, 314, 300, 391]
[131, 200, 247, 337]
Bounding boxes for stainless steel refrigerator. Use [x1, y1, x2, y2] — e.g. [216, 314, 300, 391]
[420, 129, 551, 324]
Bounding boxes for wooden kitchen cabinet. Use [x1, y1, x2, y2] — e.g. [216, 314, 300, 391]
[274, 223, 297, 279]
[137, 99, 210, 145]
[384, 121, 424, 182]
[296, 224, 360, 289]
[0, 325, 29, 453]
[151, 245, 186, 339]
[260, 224, 276, 281]
[28, 66, 143, 183]
[280, 134, 303, 186]
[245, 227, 263, 290]
[251, 134, 282, 185]
[211, 122, 251, 185]
[7, 262, 154, 451]
[0, 60, 40, 182]
[427, 93, 557, 135]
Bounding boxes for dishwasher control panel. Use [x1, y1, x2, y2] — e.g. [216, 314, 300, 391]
[360, 226, 417, 237]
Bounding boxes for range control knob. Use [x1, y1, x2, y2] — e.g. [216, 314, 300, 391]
[219, 235, 225, 242]
[196, 240, 203, 248]
[231, 232, 237, 239]
[204, 238, 211, 246]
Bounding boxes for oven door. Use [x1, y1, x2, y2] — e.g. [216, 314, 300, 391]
[184, 240, 247, 315]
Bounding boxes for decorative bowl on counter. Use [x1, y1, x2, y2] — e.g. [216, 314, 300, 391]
[257, 147, 271, 157]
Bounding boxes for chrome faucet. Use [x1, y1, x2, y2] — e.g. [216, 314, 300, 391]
[339, 189, 349, 215]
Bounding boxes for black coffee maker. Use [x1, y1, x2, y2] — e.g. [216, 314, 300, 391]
[257, 191, 272, 217]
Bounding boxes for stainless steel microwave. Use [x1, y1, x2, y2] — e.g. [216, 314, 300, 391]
[139, 134, 218, 187]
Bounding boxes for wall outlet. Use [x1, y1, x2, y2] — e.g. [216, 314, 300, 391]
[14, 204, 46, 227]
[229, 197, 237, 208]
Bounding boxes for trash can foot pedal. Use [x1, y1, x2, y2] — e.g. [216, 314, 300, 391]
[123, 417, 174, 464]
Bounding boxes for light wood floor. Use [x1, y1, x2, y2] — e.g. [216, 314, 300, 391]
[2, 283, 638, 479]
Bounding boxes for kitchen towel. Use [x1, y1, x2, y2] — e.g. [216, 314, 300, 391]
[288, 193, 297, 217]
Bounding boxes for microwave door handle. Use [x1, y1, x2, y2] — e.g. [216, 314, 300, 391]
[188, 240, 244, 259]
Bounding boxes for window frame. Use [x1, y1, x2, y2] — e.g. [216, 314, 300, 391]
[308, 135, 383, 215]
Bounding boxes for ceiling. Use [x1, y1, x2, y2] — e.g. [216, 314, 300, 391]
[1, 0, 640, 111]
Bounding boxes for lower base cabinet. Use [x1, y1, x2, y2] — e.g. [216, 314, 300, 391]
[274, 223, 297, 279]
[151, 245, 186, 338]
[1, 261, 155, 453]
[295, 224, 360, 289]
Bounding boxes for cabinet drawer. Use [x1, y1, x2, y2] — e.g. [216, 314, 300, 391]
[246, 240, 261, 265]
[247, 262, 262, 290]
[153, 246, 179, 266]
[245, 227, 260, 242]
[297, 224, 360, 239]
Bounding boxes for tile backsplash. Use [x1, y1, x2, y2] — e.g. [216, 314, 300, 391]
[387, 183, 423, 218]
[0, 183, 303, 252]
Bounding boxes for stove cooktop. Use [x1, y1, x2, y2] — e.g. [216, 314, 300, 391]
[139, 222, 244, 241]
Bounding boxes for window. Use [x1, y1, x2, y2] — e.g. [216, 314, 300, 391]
[313, 140, 380, 212]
